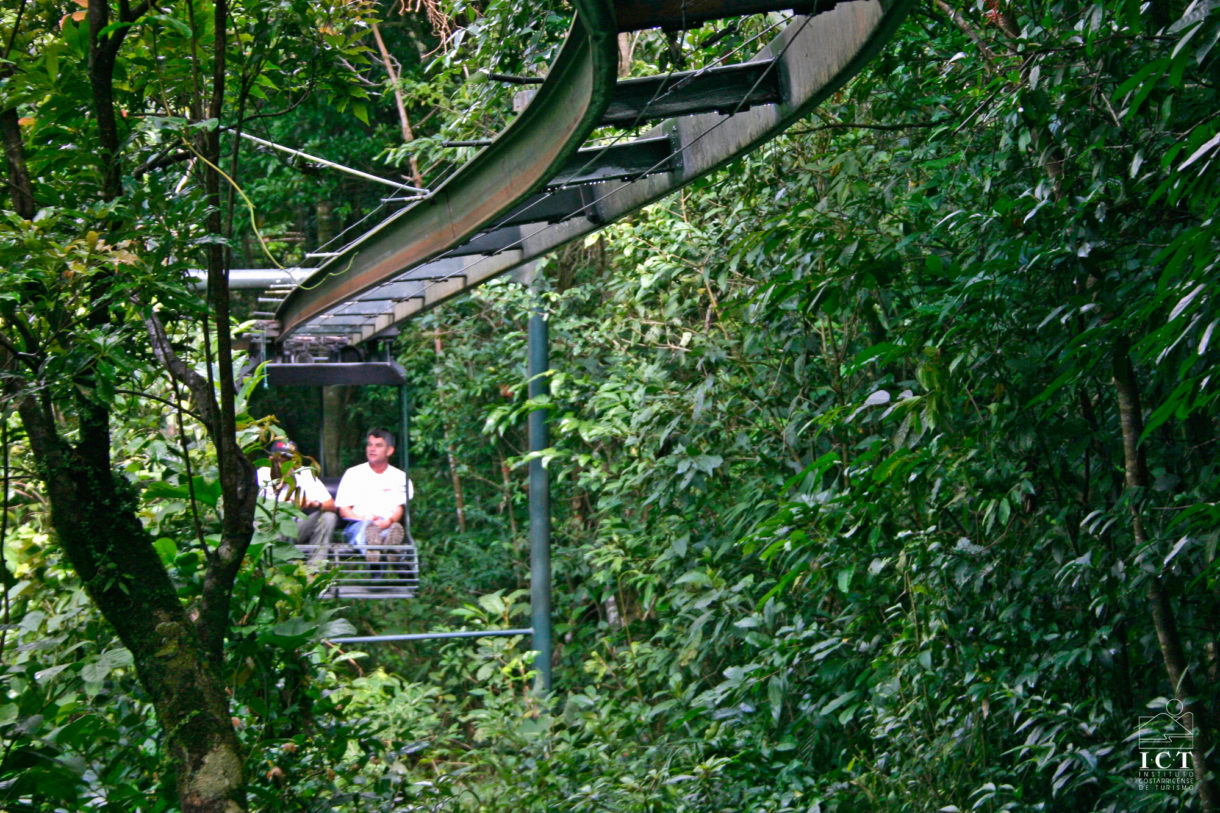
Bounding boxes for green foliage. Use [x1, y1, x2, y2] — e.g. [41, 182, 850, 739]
[7, 0, 1220, 809]
[333, 1, 1220, 809]
[0, 575, 171, 811]
[382, 0, 571, 170]
[1, 399, 411, 811]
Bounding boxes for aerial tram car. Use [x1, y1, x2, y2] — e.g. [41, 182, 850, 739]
[259, 348, 420, 601]
[251, 336, 539, 675]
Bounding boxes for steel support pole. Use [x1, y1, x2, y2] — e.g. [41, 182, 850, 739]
[399, 384, 410, 477]
[399, 383, 414, 538]
[317, 386, 327, 473]
[528, 291, 552, 692]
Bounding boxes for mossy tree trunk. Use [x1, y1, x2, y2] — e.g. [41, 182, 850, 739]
[1, 1, 253, 809]
[15, 397, 246, 811]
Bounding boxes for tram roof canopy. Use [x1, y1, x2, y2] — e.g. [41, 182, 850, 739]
[264, 362, 407, 387]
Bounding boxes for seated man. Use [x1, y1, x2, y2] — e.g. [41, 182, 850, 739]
[256, 439, 338, 564]
[335, 428, 412, 564]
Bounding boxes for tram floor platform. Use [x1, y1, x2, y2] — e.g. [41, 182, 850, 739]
[298, 541, 419, 600]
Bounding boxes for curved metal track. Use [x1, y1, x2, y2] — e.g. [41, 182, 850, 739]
[271, 0, 913, 351]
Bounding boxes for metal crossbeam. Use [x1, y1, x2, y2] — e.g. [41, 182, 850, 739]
[602, 60, 783, 126]
[495, 185, 603, 228]
[549, 135, 681, 186]
[613, 0, 828, 31]
[329, 628, 533, 644]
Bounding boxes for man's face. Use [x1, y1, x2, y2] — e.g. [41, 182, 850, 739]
[366, 435, 393, 467]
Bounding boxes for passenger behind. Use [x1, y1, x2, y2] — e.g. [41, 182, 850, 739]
[335, 428, 413, 565]
[256, 439, 338, 565]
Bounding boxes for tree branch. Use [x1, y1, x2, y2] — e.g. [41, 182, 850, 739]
[0, 325, 40, 374]
[788, 120, 937, 136]
[145, 309, 220, 433]
[192, 0, 258, 678]
[0, 0, 28, 62]
[933, 0, 1001, 75]
[0, 418, 13, 660]
[132, 149, 194, 179]
[0, 107, 36, 218]
[115, 387, 205, 422]
[371, 21, 424, 188]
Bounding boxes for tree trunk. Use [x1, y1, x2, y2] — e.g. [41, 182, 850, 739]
[618, 32, 636, 76]
[6, 2, 255, 808]
[499, 449, 518, 539]
[433, 329, 467, 532]
[0, 107, 36, 217]
[371, 21, 424, 188]
[15, 393, 246, 812]
[1113, 338, 1219, 811]
[317, 199, 337, 247]
[322, 385, 349, 477]
[196, 0, 259, 670]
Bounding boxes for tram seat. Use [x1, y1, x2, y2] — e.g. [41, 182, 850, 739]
[297, 477, 419, 599]
[321, 475, 342, 496]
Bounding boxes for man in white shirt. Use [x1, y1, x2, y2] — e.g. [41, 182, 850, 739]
[335, 428, 412, 564]
[256, 439, 338, 564]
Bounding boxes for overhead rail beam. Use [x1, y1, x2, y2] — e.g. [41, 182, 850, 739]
[275, 0, 620, 340]
[271, 0, 913, 348]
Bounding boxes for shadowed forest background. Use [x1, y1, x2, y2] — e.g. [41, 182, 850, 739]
[2, 0, 1220, 810]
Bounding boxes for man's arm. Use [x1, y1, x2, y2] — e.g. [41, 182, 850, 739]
[364, 502, 402, 530]
[303, 472, 336, 512]
[335, 470, 363, 520]
[338, 499, 365, 520]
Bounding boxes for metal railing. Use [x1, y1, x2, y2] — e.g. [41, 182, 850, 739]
[299, 541, 419, 600]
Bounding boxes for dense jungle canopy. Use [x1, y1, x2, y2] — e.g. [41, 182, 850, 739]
[2, 0, 1220, 810]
